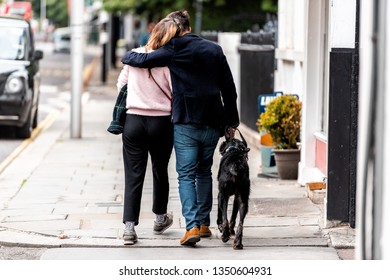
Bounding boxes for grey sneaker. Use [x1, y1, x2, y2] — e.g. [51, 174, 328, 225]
[153, 213, 173, 234]
[123, 230, 138, 245]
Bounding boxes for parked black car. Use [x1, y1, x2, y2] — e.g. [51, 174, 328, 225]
[0, 15, 43, 138]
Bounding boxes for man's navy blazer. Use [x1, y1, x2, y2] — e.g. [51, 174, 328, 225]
[121, 33, 239, 130]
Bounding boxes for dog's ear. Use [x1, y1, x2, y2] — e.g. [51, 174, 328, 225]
[237, 140, 250, 153]
[242, 141, 250, 152]
[219, 141, 228, 154]
[242, 141, 250, 153]
[242, 140, 251, 153]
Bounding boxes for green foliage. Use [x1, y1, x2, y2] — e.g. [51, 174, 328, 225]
[257, 95, 302, 150]
[261, 0, 278, 13]
[46, 0, 69, 27]
[29, 0, 39, 17]
[102, 0, 190, 19]
[30, 0, 69, 27]
[102, 0, 277, 32]
[202, 0, 275, 32]
[102, 0, 137, 14]
[26, 0, 277, 32]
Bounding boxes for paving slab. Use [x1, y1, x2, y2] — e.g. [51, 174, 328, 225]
[0, 65, 355, 261]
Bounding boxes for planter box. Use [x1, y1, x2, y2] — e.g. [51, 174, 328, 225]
[273, 149, 301, 179]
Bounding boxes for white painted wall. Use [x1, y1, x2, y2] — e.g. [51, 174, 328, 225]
[219, 33, 241, 116]
[329, 0, 356, 48]
[276, 0, 357, 187]
[276, 0, 326, 185]
[274, 0, 305, 97]
[299, 0, 327, 185]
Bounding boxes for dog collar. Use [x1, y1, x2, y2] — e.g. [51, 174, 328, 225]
[225, 145, 238, 153]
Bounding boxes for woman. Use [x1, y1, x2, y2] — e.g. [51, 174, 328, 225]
[116, 18, 180, 245]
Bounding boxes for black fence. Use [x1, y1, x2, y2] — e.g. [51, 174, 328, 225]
[239, 31, 275, 130]
[200, 31, 218, 42]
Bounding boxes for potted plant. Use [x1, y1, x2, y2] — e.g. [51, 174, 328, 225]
[256, 95, 302, 179]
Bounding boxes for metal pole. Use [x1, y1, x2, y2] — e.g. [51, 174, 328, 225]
[40, 0, 46, 32]
[99, 10, 109, 84]
[70, 0, 84, 138]
[101, 39, 107, 83]
[194, 0, 202, 35]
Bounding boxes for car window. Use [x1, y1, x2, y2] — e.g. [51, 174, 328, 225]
[59, 33, 71, 41]
[0, 26, 27, 60]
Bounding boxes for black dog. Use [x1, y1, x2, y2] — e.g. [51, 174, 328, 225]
[216, 129, 250, 249]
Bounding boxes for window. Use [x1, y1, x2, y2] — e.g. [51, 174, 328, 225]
[0, 27, 27, 60]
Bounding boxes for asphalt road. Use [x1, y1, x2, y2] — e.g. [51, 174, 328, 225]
[0, 41, 95, 166]
[0, 246, 47, 260]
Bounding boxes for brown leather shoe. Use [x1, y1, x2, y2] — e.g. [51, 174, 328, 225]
[180, 226, 200, 246]
[199, 225, 212, 237]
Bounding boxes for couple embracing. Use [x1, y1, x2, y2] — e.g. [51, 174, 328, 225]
[116, 10, 239, 246]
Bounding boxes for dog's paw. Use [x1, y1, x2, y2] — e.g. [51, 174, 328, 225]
[221, 230, 230, 243]
[222, 235, 230, 243]
[229, 228, 236, 236]
[217, 224, 223, 233]
[233, 242, 243, 250]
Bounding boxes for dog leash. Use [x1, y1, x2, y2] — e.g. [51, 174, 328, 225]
[228, 127, 248, 148]
[224, 127, 250, 158]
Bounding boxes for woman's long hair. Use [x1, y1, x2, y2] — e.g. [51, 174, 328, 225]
[146, 18, 180, 51]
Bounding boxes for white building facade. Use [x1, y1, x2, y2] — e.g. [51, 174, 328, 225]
[275, 0, 359, 227]
[216, 0, 390, 260]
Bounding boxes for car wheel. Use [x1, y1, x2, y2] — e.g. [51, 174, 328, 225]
[16, 110, 32, 139]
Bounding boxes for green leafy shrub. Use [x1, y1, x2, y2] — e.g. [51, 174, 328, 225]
[256, 95, 302, 149]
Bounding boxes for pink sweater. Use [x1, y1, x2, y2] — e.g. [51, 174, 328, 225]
[116, 47, 172, 116]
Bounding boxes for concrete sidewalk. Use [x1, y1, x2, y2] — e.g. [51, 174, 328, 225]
[0, 66, 355, 260]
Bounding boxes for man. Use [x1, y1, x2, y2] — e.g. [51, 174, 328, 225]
[121, 10, 239, 246]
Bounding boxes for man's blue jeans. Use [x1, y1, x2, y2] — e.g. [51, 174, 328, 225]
[173, 124, 220, 230]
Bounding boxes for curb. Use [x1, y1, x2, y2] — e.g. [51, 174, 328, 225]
[0, 110, 60, 175]
[0, 56, 98, 176]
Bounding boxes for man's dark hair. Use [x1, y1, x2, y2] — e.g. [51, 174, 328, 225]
[167, 10, 190, 32]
